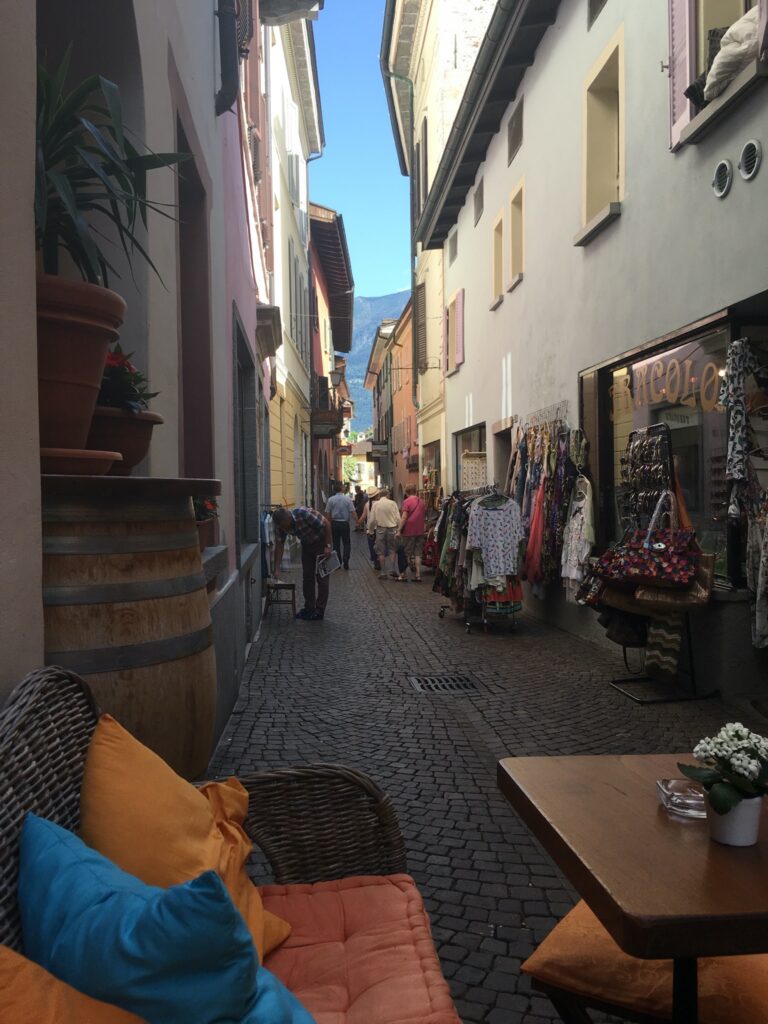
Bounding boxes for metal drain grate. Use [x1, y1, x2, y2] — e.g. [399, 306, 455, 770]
[407, 674, 482, 695]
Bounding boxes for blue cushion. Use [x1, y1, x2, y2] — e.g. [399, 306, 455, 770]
[19, 814, 315, 1024]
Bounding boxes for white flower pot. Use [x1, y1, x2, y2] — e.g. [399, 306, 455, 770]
[706, 795, 763, 847]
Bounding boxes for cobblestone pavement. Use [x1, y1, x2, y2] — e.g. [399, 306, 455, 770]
[210, 533, 759, 1024]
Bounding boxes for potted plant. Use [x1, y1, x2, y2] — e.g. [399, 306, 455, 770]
[679, 723, 768, 846]
[36, 51, 185, 463]
[86, 344, 163, 475]
[193, 496, 219, 551]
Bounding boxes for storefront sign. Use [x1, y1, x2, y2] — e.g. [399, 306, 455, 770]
[369, 443, 388, 457]
[337, 444, 352, 455]
[609, 354, 724, 421]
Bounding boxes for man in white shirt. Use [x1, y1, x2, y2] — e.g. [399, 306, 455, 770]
[325, 482, 358, 570]
[367, 487, 401, 579]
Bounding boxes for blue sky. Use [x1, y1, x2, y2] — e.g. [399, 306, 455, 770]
[311, 0, 411, 298]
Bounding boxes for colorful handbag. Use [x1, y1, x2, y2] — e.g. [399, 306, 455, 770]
[594, 490, 699, 590]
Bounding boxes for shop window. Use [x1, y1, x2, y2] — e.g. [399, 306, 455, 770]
[491, 213, 504, 308]
[422, 440, 441, 490]
[669, 0, 763, 148]
[455, 424, 487, 488]
[509, 182, 524, 286]
[507, 97, 524, 164]
[584, 30, 624, 225]
[605, 330, 730, 572]
[474, 178, 484, 224]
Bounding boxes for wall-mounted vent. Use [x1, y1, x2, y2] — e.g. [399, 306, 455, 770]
[739, 140, 762, 181]
[712, 159, 733, 199]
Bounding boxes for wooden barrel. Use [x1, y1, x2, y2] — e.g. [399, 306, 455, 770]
[41, 484, 217, 779]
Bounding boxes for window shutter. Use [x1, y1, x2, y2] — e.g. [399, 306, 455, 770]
[455, 289, 465, 367]
[442, 306, 448, 375]
[668, 0, 695, 150]
[415, 282, 427, 371]
[760, 0, 768, 62]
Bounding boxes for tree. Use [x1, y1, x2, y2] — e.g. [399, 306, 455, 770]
[342, 455, 356, 482]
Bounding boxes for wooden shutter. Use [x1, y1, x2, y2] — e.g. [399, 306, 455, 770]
[455, 289, 465, 367]
[760, 0, 768, 62]
[668, 0, 696, 150]
[442, 305, 448, 375]
[414, 282, 427, 372]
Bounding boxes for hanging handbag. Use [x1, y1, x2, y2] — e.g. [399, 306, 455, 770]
[594, 490, 699, 590]
[634, 553, 715, 612]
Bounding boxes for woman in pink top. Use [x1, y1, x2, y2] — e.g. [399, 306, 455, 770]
[397, 484, 427, 582]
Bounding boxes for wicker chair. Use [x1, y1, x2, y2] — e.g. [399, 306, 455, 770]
[0, 666, 407, 951]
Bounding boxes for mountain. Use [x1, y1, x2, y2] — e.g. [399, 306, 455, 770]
[346, 290, 410, 430]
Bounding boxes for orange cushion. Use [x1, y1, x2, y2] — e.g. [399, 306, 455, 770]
[261, 874, 461, 1024]
[0, 945, 145, 1023]
[523, 900, 768, 1024]
[79, 714, 290, 961]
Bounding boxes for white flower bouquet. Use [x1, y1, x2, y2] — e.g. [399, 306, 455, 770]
[678, 723, 768, 815]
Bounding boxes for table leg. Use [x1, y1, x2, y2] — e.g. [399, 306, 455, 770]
[672, 958, 697, 1023]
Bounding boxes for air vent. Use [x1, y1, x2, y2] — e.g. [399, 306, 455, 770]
[739, 140, 762, 181]
[407, 674, 482, 695]
[712, 159, 733, 199]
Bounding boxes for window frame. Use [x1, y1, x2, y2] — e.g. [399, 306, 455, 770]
[581, 25, 625, 237]
[507, 96, 524, 165]
[508, 179, 525, 288]
[491, 211, 504, 310]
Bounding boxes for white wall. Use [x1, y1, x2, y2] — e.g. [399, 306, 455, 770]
[443, 0, 768, 487]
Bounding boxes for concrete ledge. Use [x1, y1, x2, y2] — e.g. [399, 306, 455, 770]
[202, 544, 228, 585]
[679, 60, 768, 147]
[574, 202, 622, 248]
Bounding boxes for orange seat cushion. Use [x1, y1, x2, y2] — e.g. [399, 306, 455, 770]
[261, 874, 461, 1024]
[0, 945, 145, 1023]
[523, 900, 768, 1024]
[79, 714, 290, 961]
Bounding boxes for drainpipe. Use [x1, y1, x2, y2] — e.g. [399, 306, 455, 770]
[379, 58, 418, 409]
[215, 1, 239, 115]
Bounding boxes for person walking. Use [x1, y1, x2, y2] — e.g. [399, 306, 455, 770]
[325, 482, 357, 569]
[397, 484, 427, 582]
[353, 485, 367, 525]
[359, 489, 380, 568]
[368, 486, 401, 579]
[272, 506, 332, 620]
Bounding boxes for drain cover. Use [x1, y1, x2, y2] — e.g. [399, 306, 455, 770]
[407, 674, 481, 695]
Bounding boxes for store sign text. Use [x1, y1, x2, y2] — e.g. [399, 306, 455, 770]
[609, 356, 723, 421]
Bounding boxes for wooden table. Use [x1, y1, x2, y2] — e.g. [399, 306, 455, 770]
[497, 754, 768, 1023]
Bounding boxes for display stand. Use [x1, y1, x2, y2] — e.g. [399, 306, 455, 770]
[607, 424, 714, 704]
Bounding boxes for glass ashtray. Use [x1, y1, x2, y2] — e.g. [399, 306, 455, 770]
[656, 778, 707, 819]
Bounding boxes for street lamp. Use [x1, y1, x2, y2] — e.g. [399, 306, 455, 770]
[329, 369, 343, 388]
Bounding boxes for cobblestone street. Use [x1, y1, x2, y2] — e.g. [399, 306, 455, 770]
[210, 534, 756, 1024]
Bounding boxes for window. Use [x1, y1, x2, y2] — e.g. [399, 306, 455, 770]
[584, 29, 624, 226]
[420, 117, 429, 209]
[448, 229, 458, 265]
[454, 424, 486, 486]
[443, 289, 465, 374]
[669, 0, 763, 148]
[588, 0, 609, 27]
[509, 182, 524, 285]
[474, 178, 484, 224]
[491, 213, 504, 307]
[507, 97, 524, 164]
[413, 140, 422, 220]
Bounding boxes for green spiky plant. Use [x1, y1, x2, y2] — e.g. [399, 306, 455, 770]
[36, 49, 188, 288]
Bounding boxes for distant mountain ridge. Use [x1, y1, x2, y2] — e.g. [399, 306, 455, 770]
[346, 290, 410, 430]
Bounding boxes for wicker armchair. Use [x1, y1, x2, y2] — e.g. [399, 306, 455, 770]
[0, 666, 407, 951]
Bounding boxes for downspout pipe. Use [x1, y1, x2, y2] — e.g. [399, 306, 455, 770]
[215, 1, 239, 116]
[379, 11, 418, 406]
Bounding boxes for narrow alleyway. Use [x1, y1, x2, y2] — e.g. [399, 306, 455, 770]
[210, 535, 755, 1024]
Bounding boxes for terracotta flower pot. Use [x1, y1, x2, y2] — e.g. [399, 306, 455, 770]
[36, 275, 127, 450]
[196, 517, 219, 551]
[86, 406, 164, 476]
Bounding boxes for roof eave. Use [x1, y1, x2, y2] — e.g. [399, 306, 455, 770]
[379, 0, 410, 177]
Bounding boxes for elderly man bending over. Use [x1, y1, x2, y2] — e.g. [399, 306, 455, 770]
[273, 505, 333, 621]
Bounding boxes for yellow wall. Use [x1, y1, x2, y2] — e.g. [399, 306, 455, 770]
[270, 382, 310, 507]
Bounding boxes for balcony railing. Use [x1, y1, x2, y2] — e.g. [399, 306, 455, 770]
[310, 373, 344, 437]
